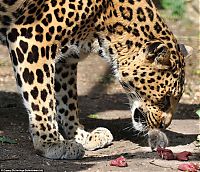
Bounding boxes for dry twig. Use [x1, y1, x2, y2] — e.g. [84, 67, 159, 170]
[149, 160, 175, 170]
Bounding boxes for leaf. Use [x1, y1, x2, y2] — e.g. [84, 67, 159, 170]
[87, 114, 99, 119]
[196, 109, 200, 118]
[0, 136, 17, 144]
[196, 135, 200, 147]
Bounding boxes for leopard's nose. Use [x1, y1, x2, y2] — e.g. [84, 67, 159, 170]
[159, 122, 166, 129]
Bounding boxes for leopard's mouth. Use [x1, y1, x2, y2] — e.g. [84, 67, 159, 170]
[130, 101, 147, 132]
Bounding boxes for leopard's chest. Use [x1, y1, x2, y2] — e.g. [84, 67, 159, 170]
[56, 39, 94, 64]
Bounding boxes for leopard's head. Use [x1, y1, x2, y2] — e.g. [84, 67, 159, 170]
[119, 40, 192, 133]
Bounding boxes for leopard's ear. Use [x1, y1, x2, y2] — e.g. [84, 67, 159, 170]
[146, 41, 171, 67]
[179, 44, 193, 58]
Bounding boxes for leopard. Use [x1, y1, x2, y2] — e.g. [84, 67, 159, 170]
[0, 0, 192, 159]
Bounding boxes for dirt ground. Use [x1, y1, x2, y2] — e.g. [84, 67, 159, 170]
[0, 9, 200, 172]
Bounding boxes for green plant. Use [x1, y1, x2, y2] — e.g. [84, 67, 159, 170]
[161, 0, 185, 17]
[196, 109, 200, 117]
[87, 114, 99, 119]
[0, 136, 17, 144]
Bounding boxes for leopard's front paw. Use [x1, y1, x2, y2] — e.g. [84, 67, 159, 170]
[83, 127, 113, 150]
[35, 140, 85, 159]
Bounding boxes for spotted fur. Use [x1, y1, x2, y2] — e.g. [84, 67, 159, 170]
[0, 0, 191, 159]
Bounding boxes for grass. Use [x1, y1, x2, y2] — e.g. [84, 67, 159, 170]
[161, 0, 185, 18]
[87, 114, 99, 119]
[0, 136, 17, 144]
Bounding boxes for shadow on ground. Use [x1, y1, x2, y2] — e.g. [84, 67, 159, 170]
[0, 66, 199, 171]
[0, 91, 198, 148]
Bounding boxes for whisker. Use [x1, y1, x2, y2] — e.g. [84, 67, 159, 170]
[131, 131, 141, 137]
[123, 125, 133, 131]
[143, 132, 148, 137]
[127, 127, 134, 131]
[120, 80, 144, 103]
[124, 102, 131, 106]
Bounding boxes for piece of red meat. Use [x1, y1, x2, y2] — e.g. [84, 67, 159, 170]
[157, 147, 192, 161]
[157, 147, 175, 160]
[175, 151, 192, 161]
[110, 156, 128, 167]
[178, 163, 200, 172]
